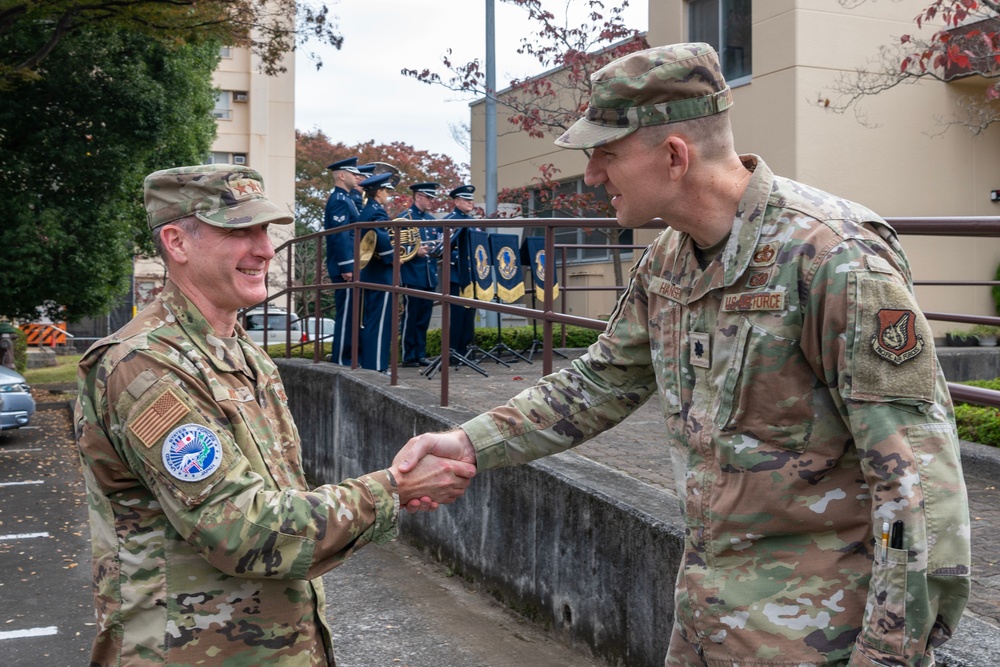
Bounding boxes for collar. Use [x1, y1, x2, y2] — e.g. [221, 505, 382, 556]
[158, 281, 249, 374]
[684, 154, 773, 302]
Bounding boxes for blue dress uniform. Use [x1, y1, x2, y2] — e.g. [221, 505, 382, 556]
[357, 174, 396, 372]
[324, 157, 362, 365]
[444, 185, 477, 356]
[397, 183, 442, 366]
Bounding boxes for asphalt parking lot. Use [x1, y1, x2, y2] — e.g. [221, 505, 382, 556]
[0, 404, 92, 666]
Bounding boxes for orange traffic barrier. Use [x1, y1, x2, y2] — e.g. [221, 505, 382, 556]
[21, 322, 67, 347]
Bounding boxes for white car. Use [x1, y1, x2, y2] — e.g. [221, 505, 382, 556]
[300, 317, 336, 343]
[242, 307, 302, 346]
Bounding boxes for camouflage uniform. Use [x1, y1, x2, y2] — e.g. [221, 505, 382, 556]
[463, 45, 971, 667]
[75, 164, 400, 666]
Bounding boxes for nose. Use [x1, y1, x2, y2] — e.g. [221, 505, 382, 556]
[584, 152, 606, 187]
[253, 226, 275, 260]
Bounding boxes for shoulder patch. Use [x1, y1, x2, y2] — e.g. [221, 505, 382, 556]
[851, 277, 934, 401]
[129, 388, 188, 449]
[161, 424, 224, 482]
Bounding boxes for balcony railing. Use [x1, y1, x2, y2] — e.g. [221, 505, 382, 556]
[250, 216, 1000, 410]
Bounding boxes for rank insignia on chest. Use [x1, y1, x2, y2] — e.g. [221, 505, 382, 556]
[870, 308, 924, 365]
[689, 331, 710, 368]
[749, 243, 778, 268]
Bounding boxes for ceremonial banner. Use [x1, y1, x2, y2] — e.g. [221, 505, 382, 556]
[489, 233, 524, 303]
[520, 236, 560, 302]
[451, 228, 477, 299]
[469, 230, 495, 302]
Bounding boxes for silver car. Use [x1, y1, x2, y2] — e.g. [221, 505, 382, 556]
[0, 366, 35, 430]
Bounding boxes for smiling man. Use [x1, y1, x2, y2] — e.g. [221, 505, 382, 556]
[396, 44, 971, 666]
[74, 164, 474, 666]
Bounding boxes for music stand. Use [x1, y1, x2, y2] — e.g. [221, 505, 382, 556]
[422, 347, 488, 380]
[521, 271, 567, 363]
[484, 291, 532, 364]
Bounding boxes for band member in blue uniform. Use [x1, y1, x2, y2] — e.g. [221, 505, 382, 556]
[352, 163, 376, 211]
[397, 182, 442, 367]
[324, 157, 362, 365]
[444, 185, 478, 357]
[357, 173, 397, 373]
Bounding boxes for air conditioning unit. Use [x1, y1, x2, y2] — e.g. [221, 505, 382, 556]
[234, 91, 248, 102]
[233, 154, 247, 165]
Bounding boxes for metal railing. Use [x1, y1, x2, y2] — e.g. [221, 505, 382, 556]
[251, 216, 1000, 410]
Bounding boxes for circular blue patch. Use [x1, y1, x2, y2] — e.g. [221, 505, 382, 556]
[161, 423, 223, 482]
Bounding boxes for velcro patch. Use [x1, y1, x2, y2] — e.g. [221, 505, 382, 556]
[648, 276, 689, 304]
[851, 278, 934, 401]
[722, 291, 785, 312]
[129, 388, 188, 449]
[749, 243, 777, 267]
[228, 178, 264, 200]
[866, 255, 894, 275]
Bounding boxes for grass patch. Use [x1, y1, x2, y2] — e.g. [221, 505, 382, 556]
[23, 353, 83, 386]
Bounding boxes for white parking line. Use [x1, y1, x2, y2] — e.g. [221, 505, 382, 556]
[0, 448, 42, 453]
[0, 626, 58, 640]
[0, 532, 50, 541]
[0, 480, 44, 487]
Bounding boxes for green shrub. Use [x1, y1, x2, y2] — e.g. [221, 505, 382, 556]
[955, 404, 1000, 448]
[424, 325, 601, 356]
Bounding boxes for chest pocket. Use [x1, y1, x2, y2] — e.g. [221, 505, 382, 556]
[217, 382, 299, 491]
[648, 300, 684, 418]
[716, 316, 815, 452]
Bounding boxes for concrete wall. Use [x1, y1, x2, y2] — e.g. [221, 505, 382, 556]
[277, 357, 997, 667]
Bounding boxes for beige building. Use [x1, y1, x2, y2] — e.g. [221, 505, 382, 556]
[133, 45, 297, 310]
[470, 0, 1000, 335]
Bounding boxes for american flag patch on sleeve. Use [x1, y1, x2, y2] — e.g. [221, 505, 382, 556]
[129, 388, 188, 449]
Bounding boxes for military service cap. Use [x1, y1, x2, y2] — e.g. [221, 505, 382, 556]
[556, 42, 733, 150]
[358, 163, 377, 176]
[143, 164, 293, 230]
[410, 182, 441, 198]
[360, 173, 396, 190]
[449, 185, 475, 200]
[327, 157, 363, 174]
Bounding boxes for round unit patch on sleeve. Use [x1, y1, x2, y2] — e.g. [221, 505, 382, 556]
[162, 423, 224, 482]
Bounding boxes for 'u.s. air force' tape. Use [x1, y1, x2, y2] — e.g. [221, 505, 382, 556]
[162, 423, 223, 482]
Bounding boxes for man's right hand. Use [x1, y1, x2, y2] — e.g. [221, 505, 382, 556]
[393, 430, 477, 512]
[340, 271, 353, 281]
[388, 451, 475, 510]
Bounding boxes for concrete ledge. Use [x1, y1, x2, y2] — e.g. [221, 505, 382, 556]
[277, 358, 996, 667]
[938, 346, 1000, 382]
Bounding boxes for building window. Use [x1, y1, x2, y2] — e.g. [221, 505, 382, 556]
[219, 46, 232, 58]
[206, 152, 248, 166]
[689, 0, 751, 85]
[212, 91, 232, 120]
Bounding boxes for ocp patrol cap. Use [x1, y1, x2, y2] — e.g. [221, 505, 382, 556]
[555, 42, 733, 150]
[144, 164, 293, 230]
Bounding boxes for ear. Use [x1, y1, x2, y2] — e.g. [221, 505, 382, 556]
[160, 224, 191, 265]
[662, 135, 691, 182]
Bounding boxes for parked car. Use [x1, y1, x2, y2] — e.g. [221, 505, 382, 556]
[242, 307, 302, 346]
[300, 317, 336, 343]
[0, 365, 36, 430]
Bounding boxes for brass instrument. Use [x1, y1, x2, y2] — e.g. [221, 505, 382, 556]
[389, 220, 421, 263]
[356, 162, 405, 269]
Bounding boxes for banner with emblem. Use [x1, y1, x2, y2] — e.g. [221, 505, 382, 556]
[520, 236, 559, 302]
[469, 230, 495, 302]
[489, 233, 524, 303]
[453, 228, 477, 299]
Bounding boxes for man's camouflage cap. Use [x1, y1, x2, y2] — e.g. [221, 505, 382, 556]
[144, 164, 293, 230]
[556, 42, 733, 150]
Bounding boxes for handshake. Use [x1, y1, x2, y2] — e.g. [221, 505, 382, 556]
[387, 428, 478, 513]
